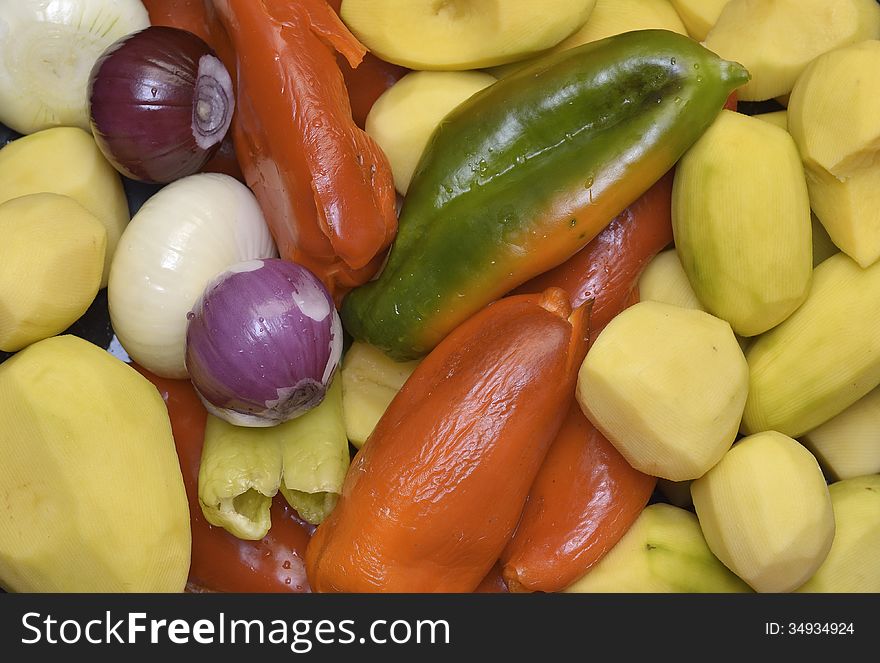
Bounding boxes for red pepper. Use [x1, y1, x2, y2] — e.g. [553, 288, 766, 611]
[135, 366, 315, 593]
[306, 288, 589, 592]
[211, 0, 398, 302]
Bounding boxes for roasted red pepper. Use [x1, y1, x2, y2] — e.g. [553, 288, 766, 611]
[211, 0, 398, 301]
[501, 403, 656, 593]
[135, 366, 315, 593]
[306, 289, 589, 592]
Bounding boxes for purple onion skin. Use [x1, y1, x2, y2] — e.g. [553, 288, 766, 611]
[88, 26, 234, 184]
[186, 259, 343, 428]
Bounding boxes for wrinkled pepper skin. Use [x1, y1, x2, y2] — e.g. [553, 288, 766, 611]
[515, 170, 674, 340]
[341, 30, 748, 360]
[212, 0, 398, 301]
[501, 403, 656, 593]
[306, 289, 589, 592]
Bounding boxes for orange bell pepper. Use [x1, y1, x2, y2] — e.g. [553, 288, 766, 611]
[514, 170, 674, 340]
[500, 402, 656, 593]
[211, 0, 398, 301]
[305, 288, 589, 592]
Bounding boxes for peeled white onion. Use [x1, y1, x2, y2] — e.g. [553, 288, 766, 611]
[108, 173, 277, 378]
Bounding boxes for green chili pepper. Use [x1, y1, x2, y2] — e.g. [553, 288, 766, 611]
[341, 30, 749, 360]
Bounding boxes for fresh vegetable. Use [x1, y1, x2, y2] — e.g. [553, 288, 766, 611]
[577, 301, 748, 481]
[88, 26, 234, 184]
[197, 376, 349, 537]
[365, 70, 496, 195]
[0, 0, 150, 134]
[108, 173, 277, 379]
[555, 0, 687, 49]
[742, 253, 880, 437]
[704, 0, 880, 101]
[811, 213, 840, 267]
[788, 40, 880, 268]
[278, 377, 350, 526]
[185, 258, 342, 427]
[137, 367, 314, 592]
[340, 341, 421, 449]
[801, 387, 880, 481]
[211, 0, 398, 301]
[339, 0, 596, 70]
[500, 403, 656, 593]
[306, 288, 589, 592]
[514, 171, 675, 340]
[0, 336, 190, 592]
[564, 503, 751, 593]
[0, 194, 106, 352]
[672, 110, 812, 336]
[752, 110, 788, 130]
[0, 126, 129, 287]
[638, 248, 704, 311]
[669, 0, 731, 41]
[691, 431, 835, 593]
[198, 414, 284, 540]
[343, 30, 748, 360]
[796, 475, 880, 593]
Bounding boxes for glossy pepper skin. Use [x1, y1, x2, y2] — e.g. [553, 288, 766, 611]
[306, 289, 589, 592]
[502, 176, 672, 592]
[211, 0, 398, 301]
[515, 170, 674, 340]
[341, 30, 748, 360]
[501, 403, 656, 593]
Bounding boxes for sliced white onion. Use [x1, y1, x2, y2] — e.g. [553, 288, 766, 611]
[108, 173, 278, 378]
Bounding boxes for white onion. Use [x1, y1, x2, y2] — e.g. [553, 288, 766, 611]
[108, 173, 277, 378]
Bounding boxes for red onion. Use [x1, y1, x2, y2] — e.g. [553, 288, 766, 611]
[185, 259, 343, 427]
[88, 26, 234, 184]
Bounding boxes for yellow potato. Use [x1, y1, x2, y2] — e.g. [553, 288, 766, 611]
[0, 335, 190, 592]
[0, 193, 105, 352]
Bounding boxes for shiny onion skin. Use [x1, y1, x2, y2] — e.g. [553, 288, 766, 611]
[514, 171, 674, 342]
[305, 288, 589, 592]
[185, 259, 343, 427]
[211, 0, 398, 302]
[501, 403, 656, 593]
[88, 26, 234, 183]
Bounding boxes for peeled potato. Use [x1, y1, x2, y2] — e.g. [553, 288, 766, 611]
[796, 475, 880, 593]
[555, 0, 687, 50]
[669, 0, 731, 41]
[788, 41, 880, 267]
[0, 335, 190, 592]
[366, 70, 496, 195]
[672, 110, 812, 337]
[339, 0, 596, 70]
[705, 0, 880, 101]
[691, 431, 835, 593]
[341, 341, 420, 448]
[752, 110, 787, 130]
[637, 249, 705, 311]
[788, 40, 880, 178]
[577, 301, 748, 481]
[0, 127, 129, 286]
[742, 253, 880, 438]
[0, 193, 106, 352]
[801, 387, 880, 481]
[565, 504, 751, 593]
